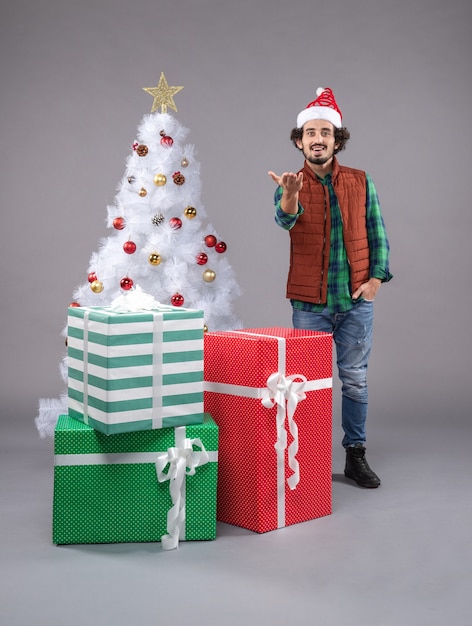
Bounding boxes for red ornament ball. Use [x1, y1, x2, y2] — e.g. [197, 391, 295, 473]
[88, 272, 97, 283]
[123, 240, 137, 254]
[120, 277, 134, 291]
[160, 135, 174, 147]
[215, 241, 227, 253]
[113, 217, 126, 230]
[171, 293, 185, 307]
[204, 234, 217, 247]
[196, 252, 208, 265]
[69, 302, 81, 308]
[169, 217, 182, 230]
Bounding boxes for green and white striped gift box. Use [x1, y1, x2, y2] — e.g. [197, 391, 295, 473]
[67, 304, 204, 435]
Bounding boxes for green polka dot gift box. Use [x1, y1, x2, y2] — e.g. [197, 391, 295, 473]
[67, 304, 205, 435]
[53, 413, 218, 549]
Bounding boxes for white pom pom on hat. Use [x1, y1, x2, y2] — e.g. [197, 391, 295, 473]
[296, 87, 343, 129]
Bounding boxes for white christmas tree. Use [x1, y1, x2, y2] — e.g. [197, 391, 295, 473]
[36, 73, 242, 437]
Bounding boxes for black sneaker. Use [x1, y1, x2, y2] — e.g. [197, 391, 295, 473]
[344, 444, 381, 488]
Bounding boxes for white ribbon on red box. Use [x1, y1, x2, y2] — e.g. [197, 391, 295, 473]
[204, 331, 332, 528]
[261, 371, 307, 491]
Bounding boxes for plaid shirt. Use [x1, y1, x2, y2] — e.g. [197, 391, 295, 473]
[274, 171, 392, 314]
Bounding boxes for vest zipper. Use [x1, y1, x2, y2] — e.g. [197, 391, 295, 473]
[318, 186, 328, 303]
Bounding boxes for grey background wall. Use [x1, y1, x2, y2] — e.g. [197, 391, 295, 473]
[1, 0, 471, 432]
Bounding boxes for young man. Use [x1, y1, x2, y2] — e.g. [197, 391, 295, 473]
[268, 87, 392, 488]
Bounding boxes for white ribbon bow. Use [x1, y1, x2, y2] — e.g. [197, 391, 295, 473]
[261, 372, 307, 490]
[156, 437, 210, 550]
[110, 285, 160, 313]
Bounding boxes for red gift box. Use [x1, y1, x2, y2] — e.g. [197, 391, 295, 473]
[204, 327, 332, 533]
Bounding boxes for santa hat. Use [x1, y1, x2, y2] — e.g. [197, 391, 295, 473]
[296, 87, 342, 129]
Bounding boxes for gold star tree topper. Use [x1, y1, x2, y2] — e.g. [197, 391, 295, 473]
[143, 72, 184, 113]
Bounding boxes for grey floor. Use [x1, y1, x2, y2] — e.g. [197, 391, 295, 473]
[1, 414, 471, 626]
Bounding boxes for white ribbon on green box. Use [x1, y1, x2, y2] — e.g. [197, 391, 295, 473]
[204, 331, 332, 529]
[67, 301, 204, 434]
[156, 430, 211, 550]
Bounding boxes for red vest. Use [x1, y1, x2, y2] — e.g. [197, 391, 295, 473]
[286, 158, 370, 304]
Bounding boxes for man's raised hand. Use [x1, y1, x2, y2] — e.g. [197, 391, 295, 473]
[268, 171, 304, 192]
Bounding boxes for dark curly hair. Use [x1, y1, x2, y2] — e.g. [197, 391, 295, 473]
[290, 126, 350, 154]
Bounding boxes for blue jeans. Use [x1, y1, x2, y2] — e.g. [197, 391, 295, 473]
[292, 301, 374, 448]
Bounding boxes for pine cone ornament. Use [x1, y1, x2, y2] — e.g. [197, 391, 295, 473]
[136, 144, 149, 157]
[172, 171, 185, 185]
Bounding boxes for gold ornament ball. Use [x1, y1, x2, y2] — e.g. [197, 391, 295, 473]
[148, 252, 162, 266]
[203, 324, 208, 333]
[181, 157, 189, 168]
[154, 173, 167, 186]
[184, 206, 197, 219]
[202, 269, 216, 283]
[90, 280, 104, 293]
[139, 187, 147, 197]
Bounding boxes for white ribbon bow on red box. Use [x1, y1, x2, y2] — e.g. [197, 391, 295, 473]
[261, 372, 307, 491]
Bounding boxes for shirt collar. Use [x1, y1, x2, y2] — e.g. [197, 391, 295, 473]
[303, 156, 339, 185]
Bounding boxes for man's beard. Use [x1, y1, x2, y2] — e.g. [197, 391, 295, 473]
[303, 145, 334, 166]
